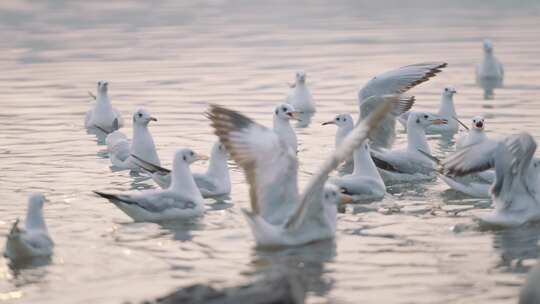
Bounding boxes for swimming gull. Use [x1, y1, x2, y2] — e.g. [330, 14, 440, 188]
[286, 71, 315, 113]
[94, 148, 205, 222]
[329, 141, 386, 202]
[399, 86, 460, 134]
[476, 39, 504, 99]
[132, 141, 231, 200]
[105, 108, 160, 171]
[207, 95, 395, 247]
[371, 111, 447, 182]
[273, 103, 299, 153]
[85, 81, 124, 133]
[4, 193, 54, 261]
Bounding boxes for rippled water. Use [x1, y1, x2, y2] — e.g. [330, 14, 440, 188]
[1, 1, 540, 303]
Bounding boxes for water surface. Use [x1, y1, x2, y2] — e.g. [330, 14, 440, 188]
[1, 1, 540, 303]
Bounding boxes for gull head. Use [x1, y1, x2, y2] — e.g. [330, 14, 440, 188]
[410, 112, 448, 128]
[442, 86, 457, 98]
[295, 71, 306, 84]
[274, 103, 299, 121]
[211, 141, 228, 160]
[97, 80, 109, 94]
[28, 192, 46, 211]
[132, 108, 157, 125]
[323, 184, 353, 207]
[174, 148, 204, 166]
[322, 113, 353, 129]
[483, 39, 494, 53]
[471, 116, 485, 130]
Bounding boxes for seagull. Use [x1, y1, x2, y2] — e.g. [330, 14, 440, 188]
[286, 71, 315, 113]
[358, 62, 447, 148]
[132, 141, 231, 200]
[206, 95, 395, 247]
[322, 114, 355, 173]
[105, 108, 160, 171]
[456, 116, 488, 149]
[329, 141, 386, 201]
[441, 132, 540, 227]
[371, 112, 447, 181]
[399, 86, 459, 134]
[273, 103, 299, 153]
[4, 193, 54, 261]
[85, 81, 124, 133]
[432, 116, 494, 197]
[322, 114, 354, 148]
[476, 39, 504, 99]
[322, 97, 413, 174]
[94, 148, 206, 222]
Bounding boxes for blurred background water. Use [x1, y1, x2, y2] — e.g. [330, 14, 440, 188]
[1, 0, 540, 303]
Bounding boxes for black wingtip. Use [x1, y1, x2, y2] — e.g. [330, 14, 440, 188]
[130, 154, 171, 174]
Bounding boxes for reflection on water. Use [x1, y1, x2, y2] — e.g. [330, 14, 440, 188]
[1, 0, 540, 303]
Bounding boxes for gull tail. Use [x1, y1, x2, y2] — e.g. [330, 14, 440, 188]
[131, 154, 171, 174]
[417, 149, 441, 165]
[8, 219, 22, 238]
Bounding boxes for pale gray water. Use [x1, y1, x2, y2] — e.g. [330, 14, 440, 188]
[1, 1, 540, 303]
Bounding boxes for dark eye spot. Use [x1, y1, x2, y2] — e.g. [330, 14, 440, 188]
[183, 156, 186, 161]
[416, 118, 420, 124]
[190, 151, 194, 156]
[138, 113, 143, 118]
[282, 107, 287, 111]
[324, 194, 329, 199]
[445, 88, 448, 91]
[275, 109, 278, 115]
[424, 115, 428, 119]
[343, 118, 346, 121]
[336, 117, 340, 121]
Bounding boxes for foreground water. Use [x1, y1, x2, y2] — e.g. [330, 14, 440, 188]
[1, 1, 540, 303]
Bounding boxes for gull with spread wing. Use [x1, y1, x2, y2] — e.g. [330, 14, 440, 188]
[441, 132, 540, 227]
[358, 62, 447, 148]
[207, 96, 395, 247]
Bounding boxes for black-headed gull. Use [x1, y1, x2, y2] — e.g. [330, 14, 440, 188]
[358, 62, 447, 148]
[85, 81, 124, 133]
[207, 95, 395, 247]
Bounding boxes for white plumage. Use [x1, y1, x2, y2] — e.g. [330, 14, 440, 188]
[133, 142, 231, 200]
[399, 86, 460, 134]
[371, 112, 447, 182]
[4, 193, 54, 262]
[85, 81, 124, 133]
[442, 133, 540, 227]
[207, 96, 395, 247]
[476, 39, 504, 99]
[105, 108, 160, 171]
[358, 62, 447, 148]
[94, 148, 205, 222]
[286, 71, 315, 113]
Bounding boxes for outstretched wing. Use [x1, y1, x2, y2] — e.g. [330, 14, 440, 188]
[492, 133, 537, 199]
[358, 62, 446, 148]
[359, 95, 415, 148]
[207, 105, 299, 218]
[358, 62, 447, 101]
[284, 95, 396, 229]
[441, 139, 500, 177]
